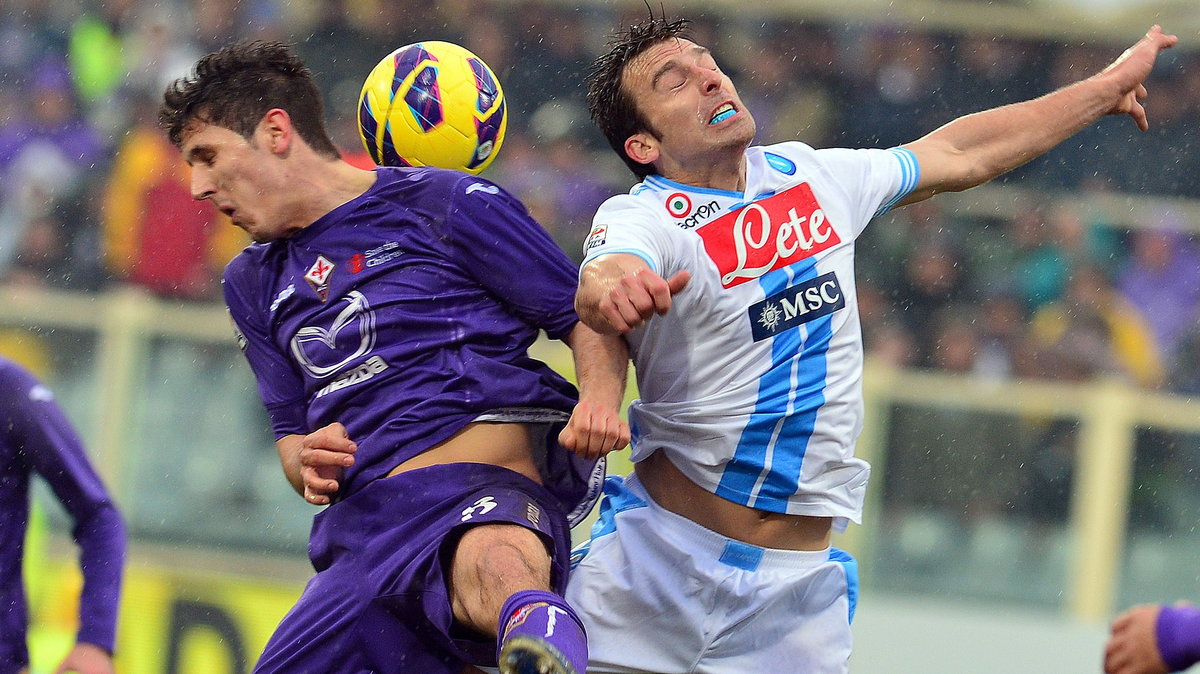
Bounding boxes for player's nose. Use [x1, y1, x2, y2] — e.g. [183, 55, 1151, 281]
[190, 166, 216, 201]
[696, 66, 721, 94]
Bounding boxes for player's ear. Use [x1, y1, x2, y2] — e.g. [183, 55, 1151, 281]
[260, 108, 293, 155]
[624, 132, 659, 167]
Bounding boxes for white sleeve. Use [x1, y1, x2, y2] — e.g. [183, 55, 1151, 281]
[813, 146, 919, 237]
[581, 194, 673, 275]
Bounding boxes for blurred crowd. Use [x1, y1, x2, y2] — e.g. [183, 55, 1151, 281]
[4, 0, 1200, 395]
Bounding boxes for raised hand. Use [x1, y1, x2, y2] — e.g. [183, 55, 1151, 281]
[1100, 26, 1178, 131]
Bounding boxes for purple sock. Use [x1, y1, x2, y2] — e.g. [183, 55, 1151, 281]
[1156, 605, 1200, 672]
[497, 589, 588, 673]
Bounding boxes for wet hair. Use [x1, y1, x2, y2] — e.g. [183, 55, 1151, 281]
[585, 15, 691, 178]
[159, 41, 340, 159]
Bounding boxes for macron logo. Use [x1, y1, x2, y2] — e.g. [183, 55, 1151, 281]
[466, 183, 500, 196]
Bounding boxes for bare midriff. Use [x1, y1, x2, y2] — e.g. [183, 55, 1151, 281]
[635, 449, 833, 551]
[386, 422, 542, 484]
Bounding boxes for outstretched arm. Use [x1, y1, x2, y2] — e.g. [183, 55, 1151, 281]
[899, 26, 1178, 206]
[576, 253, 691, 335]
[559, 321, 631, 460]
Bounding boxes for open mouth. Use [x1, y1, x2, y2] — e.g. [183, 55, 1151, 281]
[709, 103, 736, 125]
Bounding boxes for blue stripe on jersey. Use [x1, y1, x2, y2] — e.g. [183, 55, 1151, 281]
[830, 547, 859, 623]
[875, 147, 921, 216]
[716, 257, 832, 511]
[580, 248, 659, 275]
[645, 174, 742, 199]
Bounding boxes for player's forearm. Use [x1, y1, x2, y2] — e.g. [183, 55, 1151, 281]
[275, 434, 306, 496]
[564, 322, 628, 412]
[914, 75, 1119, 192]
[74, 504, 125, 654]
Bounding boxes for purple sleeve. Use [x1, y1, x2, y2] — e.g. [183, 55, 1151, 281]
[222, 259, 308, 438]
[2, 364, 125, 654]
[1157, 604, 1200, 671]
[441, 176, 580, 340]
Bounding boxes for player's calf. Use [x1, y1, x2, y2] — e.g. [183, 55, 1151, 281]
[497, 589, 588, 674]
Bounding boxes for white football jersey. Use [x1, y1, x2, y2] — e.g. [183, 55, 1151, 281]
[582, 142, 918, 526]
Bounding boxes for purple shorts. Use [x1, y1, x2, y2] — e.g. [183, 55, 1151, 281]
[254, 463, 572, 674]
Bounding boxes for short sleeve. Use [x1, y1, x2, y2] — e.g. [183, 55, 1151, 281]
[812, 146, 920, 237]
[440, 175, 580, 340]
[222, 256, 308, 437]
[581, 193, 673, 275]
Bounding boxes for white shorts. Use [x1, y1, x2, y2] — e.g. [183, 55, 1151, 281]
[567, 474, 857, 674]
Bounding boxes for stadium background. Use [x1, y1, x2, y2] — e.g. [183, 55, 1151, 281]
[3, 0, 1198, 671]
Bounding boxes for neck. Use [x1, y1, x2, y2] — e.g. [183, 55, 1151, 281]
[659, 150, 746, 193]
[286, 155, 377, 230]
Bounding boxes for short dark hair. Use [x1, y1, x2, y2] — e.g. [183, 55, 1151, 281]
[159, 41, 340, 159]
[585, 16, 691, 179]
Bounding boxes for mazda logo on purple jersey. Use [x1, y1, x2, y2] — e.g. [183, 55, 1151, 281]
[289, 291, 378, 378]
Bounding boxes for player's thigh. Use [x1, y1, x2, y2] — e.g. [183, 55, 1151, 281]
[256, 570, 371, 673]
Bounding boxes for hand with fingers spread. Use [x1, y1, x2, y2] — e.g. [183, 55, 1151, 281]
[1098, 26, 1179, 131]
[298, 422, 357, 505]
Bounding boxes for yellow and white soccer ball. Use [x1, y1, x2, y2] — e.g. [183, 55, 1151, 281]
[357, 41, 507, 174]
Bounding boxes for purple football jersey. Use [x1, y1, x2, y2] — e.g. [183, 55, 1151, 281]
[0, 358, 125, 668]
[223, 167, 598, 513]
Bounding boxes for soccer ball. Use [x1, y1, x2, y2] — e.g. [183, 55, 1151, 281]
[357, 41, 507, 175]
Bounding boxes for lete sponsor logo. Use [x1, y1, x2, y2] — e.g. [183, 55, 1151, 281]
[696, 182, 840, 288]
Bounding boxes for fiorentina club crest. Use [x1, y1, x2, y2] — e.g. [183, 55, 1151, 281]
[304, 255, 335, 302]
[696, 182, 841, 288]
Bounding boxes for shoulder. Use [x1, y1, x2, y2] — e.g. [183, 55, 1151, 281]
[222, 242, 280, 307]
[0, 358, 43, 408]
[223, 242, 274, 282]
[372, 165, 500, 200]
[0, 357, 27, 387]
[595, 189, 662, 225]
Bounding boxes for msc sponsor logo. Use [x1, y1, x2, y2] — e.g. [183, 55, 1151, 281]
[749, 271, 844, 341]
[697, 182, 841, 288]
[674, 199, 721, 230]
[314, 355, 389, 398]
